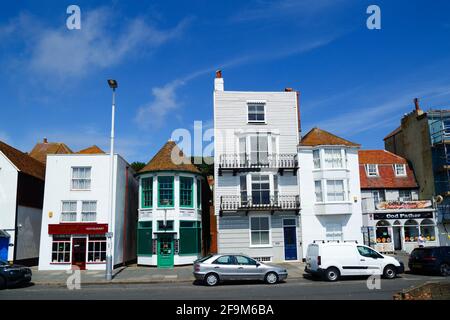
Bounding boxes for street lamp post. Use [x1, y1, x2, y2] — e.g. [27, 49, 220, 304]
[106, 79, 118, 281]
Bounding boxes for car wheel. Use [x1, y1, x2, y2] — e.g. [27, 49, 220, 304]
[439, 263, 449, 277]
[383, 265, 397, 279]
[324, 267, 340, 282]
[0, 276, 6, 290]
[204, 273, 219, 286]
[265, 272, 279, 284]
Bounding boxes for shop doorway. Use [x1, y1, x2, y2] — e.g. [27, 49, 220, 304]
[157, 234, 174, 268]
[283, 218, 298, 261]
[393, 227, 402, 251]
[72, 238, 86, 270]
[0, 236, 9, 261]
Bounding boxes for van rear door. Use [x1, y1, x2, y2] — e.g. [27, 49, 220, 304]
[306, 244, 320, 271]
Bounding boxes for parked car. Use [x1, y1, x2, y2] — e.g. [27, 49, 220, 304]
[305, 241, 404, 281]
[193, 254, 288, 286]
[0, 259, 32, 289]
[408, 246, 450, 276]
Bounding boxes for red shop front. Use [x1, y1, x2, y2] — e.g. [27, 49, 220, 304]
[48, 223, 108, 270]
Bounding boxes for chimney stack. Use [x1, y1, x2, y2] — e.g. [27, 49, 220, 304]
[43, 137, 48, 143]
[284, 88, 293, 92]
[214, 70, 224, 91]
[414, 98, 420, 111]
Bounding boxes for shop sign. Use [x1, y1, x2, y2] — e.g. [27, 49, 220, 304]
[373, 212, 433, 220]
[376, 200, 432, 210]
[48, 223, 108, 235]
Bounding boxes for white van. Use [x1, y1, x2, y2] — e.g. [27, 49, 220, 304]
[305, 241, 404, 281]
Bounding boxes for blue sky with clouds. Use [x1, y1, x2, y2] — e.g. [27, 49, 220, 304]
[1, 0, 450, 162]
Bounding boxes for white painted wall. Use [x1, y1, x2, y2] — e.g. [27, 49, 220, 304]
[38, 154, 137, 270]
[298, 146, 364, 259]
[0, 152, 18, 261]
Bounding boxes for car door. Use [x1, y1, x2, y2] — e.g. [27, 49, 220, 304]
[211, 255, 237, 280]
[357, 245, 383, 275]
[234, 255, 261, 280]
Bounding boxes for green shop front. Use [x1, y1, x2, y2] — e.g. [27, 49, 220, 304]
[135, 140, 203, 268]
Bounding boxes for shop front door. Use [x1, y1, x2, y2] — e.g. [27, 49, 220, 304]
[157, 234, 174, 268]
[72, 238, 86, 270]
[393, 227, 402, 251]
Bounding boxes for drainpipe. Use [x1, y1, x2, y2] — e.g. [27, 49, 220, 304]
[122, 166, 129, 264]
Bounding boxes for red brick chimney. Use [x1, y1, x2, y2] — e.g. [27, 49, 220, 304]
[414, 98, 420, 112]
[215, 70, 222, 79]
[284, 88, 293, 92]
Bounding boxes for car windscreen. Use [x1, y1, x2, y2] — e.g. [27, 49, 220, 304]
[196, 255, 213, 263]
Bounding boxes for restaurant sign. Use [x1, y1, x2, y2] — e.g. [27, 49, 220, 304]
[48, 223, 108, 235]
[373, 212, 433, 220]
[376, 200, 432, 210]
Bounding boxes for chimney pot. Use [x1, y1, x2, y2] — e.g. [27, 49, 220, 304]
[414, 98, 420, 111]
[284, 87, 293, 92]
[43, 138, 48, 143]
[215, 70, 222, 79]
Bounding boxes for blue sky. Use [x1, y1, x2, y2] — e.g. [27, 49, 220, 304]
[0, 0, 450, 163]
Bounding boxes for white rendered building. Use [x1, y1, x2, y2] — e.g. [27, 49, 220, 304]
[214, 71, 301, 263]
[298, 128, 364, 259]
[38, 147, 138, 270]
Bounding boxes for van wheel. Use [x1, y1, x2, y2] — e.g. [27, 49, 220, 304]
[265, 272, 279, 284]
[383, 265, 397, 279]
[0, 276, 6, 290]
[439, 263, 449, 277]
[324, 267, 340, 282]
[204, 273, 219, 286]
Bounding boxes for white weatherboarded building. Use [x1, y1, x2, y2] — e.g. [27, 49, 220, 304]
[213, 71, 301, 263]
[38, 148, 138, 270]
[298, 128, 364, 258]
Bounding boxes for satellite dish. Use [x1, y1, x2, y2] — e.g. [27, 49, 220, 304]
[435, 195, 444, 204]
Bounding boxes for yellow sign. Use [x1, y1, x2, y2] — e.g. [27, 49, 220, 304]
[48, 211, 53, 218]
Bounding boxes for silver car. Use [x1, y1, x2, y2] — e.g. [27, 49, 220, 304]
[193, 254, 288, 286]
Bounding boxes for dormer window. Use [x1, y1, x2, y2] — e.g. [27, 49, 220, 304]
[394, 164, 406, 176]
[247, 103, 265, 123]
[366, 164, 378, 177]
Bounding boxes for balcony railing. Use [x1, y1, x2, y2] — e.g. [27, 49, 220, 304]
[218, 153, 298, 175]
[219, 194, 300, 215]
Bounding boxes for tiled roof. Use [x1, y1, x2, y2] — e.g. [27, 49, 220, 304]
[358, 150, 417, 189]
[77, 145, 105, 154]
[29, 141, 73, 163]
[383, 126, 402, 140]
[139, 140, 200, 175]
[0, 140, 46, 180]
[300, 127, 360, 147]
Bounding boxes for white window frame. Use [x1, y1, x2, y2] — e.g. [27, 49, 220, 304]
[81, 201, 97, 222]
[87, 236, 107, 263]
[398, 189, 412, 201]
[247, 103, 266, 124]
[61, 201, 77, 222]
[71, 166, 92, 190]
[366, 164, 379, 177]
[323, 148, 344, 169]
[249, 215, 272, 248]
[314, 180, 323, 203]
[326, 180, 346, 202]
[313, 149, 321, 169]
[51, 236, 72, 264]
[394, 164, 406, 177]
[325, 223, 343, 242]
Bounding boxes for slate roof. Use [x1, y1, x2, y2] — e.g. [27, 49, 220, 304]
[300, 127, 360, 147]
[139, 141, 200, 174]
[358, 150, 418, 189]
[0, 140, 46, 180]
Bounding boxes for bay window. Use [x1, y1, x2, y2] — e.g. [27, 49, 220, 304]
[250, 216, 270, 246]
[314, 180, 323, 202]
[324, 149, 343, 168]
[141, 177, 153, 208]
[313, 149, 321, 169]
[180, 176, 193, 207]
[326, 180, 345, 201]
[158, 176, 174, 207]
[250, 134, 269, 165]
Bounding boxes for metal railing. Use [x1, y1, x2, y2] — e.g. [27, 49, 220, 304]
[220, 194, 300, 211]
[219, 153, 298, 169]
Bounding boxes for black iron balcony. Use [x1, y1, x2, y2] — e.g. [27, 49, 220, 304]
[219, 194, 300, 215]
[218, 153, 298, 176]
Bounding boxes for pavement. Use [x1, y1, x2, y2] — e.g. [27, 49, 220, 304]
[30, 262, 307, 286]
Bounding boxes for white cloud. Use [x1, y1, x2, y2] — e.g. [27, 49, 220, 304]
[135, 80, 185, 129]
[1, 8, 190, 79]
